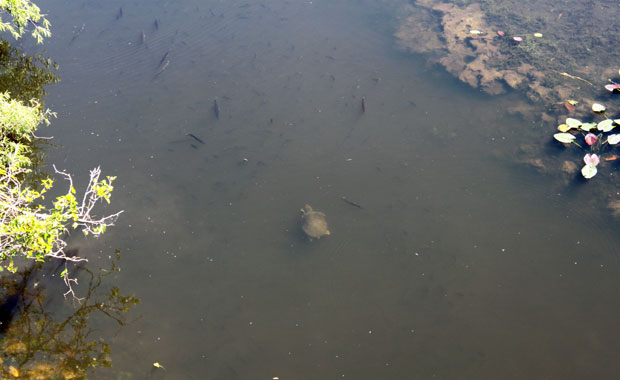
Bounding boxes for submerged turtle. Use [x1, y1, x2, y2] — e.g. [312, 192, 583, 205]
[300, 204, 331, 239]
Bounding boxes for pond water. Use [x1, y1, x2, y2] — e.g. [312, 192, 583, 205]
[21, 0, 620, 378]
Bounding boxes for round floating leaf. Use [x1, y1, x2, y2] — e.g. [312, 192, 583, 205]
[580, 122, 597, 131]
[553, 133, 576, 143]
[598, 119, 614, 132]
[592, 103, 606, 112]
[584, 153, 600, 166]
[608, 134, 620, 145]
[614, 119, 620, 125]
[565, 118, 582, 129]
[605, 83, 620, 92]
[557, 123, 570, 132]
[581, 164, 597, 179]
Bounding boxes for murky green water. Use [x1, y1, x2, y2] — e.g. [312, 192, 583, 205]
[19, 0, 620, 378]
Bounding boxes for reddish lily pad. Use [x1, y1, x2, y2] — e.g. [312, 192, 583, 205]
[605, 83, 620, 93]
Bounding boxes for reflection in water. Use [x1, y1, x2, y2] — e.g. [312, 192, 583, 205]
[0, 39, 59, 104]
[0, 251, 139, 379]
[0, 38, 59, 187]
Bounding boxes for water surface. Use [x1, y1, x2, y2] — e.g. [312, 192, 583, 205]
[26, 0, 620, 378]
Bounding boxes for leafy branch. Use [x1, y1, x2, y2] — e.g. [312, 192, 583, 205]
[0, 0, 51, 44]
[0, 92, 122, 299]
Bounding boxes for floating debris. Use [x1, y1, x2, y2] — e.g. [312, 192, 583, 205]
[361, 97, 366, 113]
[554, 71, 594, 86]
[154, 18, 159, 30]
[153, 362, 166, 370]
[116, 7, 123, 20]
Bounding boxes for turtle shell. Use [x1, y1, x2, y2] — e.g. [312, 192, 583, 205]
[300, 204, 330, 239]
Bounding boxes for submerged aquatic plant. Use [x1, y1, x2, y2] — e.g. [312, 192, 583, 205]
[553, 102, 620, 179]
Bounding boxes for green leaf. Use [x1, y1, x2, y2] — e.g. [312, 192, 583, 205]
[566, 118, 582, 129]
[597, 119, 614, 132]
[580, 122, 597, 131]
[581, 164, 597, 179]
[608, 134, 620, 145]
[553, 133, 576, 143]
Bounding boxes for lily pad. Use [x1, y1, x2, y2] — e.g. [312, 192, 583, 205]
[553, 133, 576, 143]
[592, 103, 606, 112]
[565, 118, 582, 129]
[581, 164, 597, 179]
[598, 119, 614, 132]
[605, 83, 620, 92]
[608, 134, 620, 145]
[580, 122, 597, 131]
[557, 123, 570, 132]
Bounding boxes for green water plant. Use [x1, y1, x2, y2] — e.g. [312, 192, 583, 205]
[0, 92, 122, 298]
[0, 0, 51, 43]
[553, 103, 620, 179]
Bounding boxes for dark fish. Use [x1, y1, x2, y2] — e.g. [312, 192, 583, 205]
[187, 133, 205, 144]
[116, 7, 123, 20]
[213, 99, 220, 120]
[153, 18, 159, 30]
[153, 59, 169, 79]
[341, 196, 363, 209]
[159, 51, 169, 66]
[361, 97, 366, 113]
[70, 23, 85, 44]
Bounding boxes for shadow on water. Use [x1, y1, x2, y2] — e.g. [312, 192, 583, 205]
[0, 251, 140, 379]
